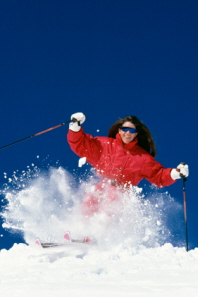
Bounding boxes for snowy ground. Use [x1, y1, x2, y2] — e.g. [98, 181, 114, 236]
[1, 166, 198, 296]
[1, 242, 198, 297]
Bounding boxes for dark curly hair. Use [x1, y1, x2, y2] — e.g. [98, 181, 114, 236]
[108, 116, 156, 157]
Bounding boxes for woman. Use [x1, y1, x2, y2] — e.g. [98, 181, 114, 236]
[67, 112, 189, 215]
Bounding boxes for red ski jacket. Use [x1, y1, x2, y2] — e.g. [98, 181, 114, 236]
[67, 128, 175, 188]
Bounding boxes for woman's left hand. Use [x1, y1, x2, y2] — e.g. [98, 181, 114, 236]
[170, 163, 189, 180]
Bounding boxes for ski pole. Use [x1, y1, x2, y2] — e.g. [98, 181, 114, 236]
[177, 163, 189, 251]
[182, 176, 188, 252]
[0, 118, 77, 150]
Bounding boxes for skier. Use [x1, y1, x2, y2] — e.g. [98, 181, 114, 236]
[67, 112, 189, 216]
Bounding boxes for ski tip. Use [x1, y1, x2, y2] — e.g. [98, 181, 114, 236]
[64, 231, 71, 242]
[35, 239, 41, 246]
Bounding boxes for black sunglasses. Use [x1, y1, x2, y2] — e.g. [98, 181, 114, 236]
[120, 127, 137, 133]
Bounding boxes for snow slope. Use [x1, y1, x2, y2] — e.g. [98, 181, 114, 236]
[1, 242, 198, 297]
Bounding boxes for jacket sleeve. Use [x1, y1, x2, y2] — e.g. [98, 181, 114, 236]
[67, 128, 103, 166]
[140, 155, 176, 187]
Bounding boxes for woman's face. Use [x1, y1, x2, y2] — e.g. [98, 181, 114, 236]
[118, 121, 137, 144]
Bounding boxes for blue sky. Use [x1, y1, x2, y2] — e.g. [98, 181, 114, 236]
[0, 0, 197, 250]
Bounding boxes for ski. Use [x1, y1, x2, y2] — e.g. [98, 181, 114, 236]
[35, 231, 92, 249]
[35, 239, 69, 249]
[63, 231, 92, 244]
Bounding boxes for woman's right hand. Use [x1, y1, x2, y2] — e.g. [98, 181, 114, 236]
[69, 112, 86, 132]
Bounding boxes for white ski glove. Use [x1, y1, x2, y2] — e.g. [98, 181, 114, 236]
[69, 112, 86, 132]
[170, 163, 189, 180]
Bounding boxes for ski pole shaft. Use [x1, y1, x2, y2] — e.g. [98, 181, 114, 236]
[0, 119, 76, 150]
[182, 177, 189, 252]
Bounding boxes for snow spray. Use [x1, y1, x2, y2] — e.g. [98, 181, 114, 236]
[1, 165, 183, 250]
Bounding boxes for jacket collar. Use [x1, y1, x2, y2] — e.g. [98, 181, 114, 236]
[115, 133, 138, 149]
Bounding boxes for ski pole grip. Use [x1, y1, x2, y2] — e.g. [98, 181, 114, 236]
[71, 117, 81, 126]
[176, 163, 187, 180]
